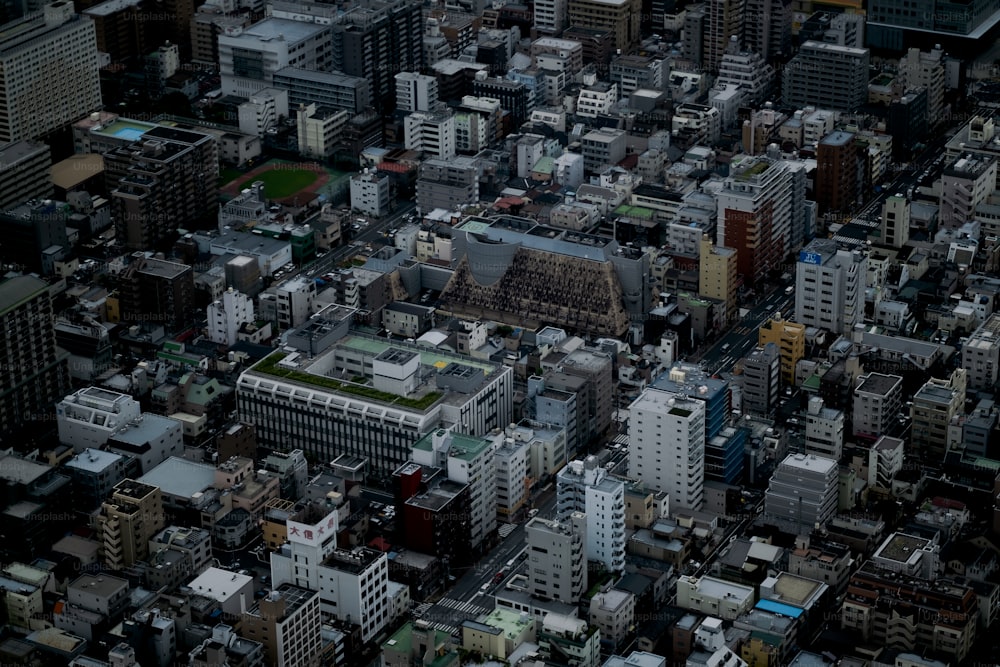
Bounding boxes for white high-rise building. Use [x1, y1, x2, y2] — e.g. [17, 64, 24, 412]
[532, 0, 567, 33]
[556, 458, 626, 572]
[207, 288, 254, 346]
[881, 194, 910, 248]
[526, 515, 587, 604]
[764, 453, 838, 533]
[404, 110, 456, 159]
[628, 388, 705, 511]
[395, 72, 439, 112]
[794, 239, 867, 335]
[0, 3, 101, 143]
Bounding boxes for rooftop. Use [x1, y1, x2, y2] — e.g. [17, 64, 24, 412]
[0, 275, 48, 315]
[138, 457, 216, 499]
[0, 452, 50, 486]
[187, 567, 253, 602]
[875, 532, 932, 563]
[224, 17, 329, 44]
[65, 448, 124, 474]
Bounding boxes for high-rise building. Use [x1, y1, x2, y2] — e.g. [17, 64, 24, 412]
[743, 0, 790, 61]
[880, 194, 910, 248]
[0, 2, 101, 143]
[395, 72, 439, 113]
[716, 155, 802, 287]
[703, 0, 745, 73]
[699, 235, 738, 325]
[533, 0, 568, 34]
[0, 276, 69, 443]
[910, 368, 966, 458]
[782, 41, 869, 113]
[116, 253, 195, 330]
[764, 453, 838, 533]
[803, 397, 845, 461]
[794, 239, 867, 336]
[758, 317, 805, 386]
[852, 373, 903, 441]
[0, 140, 52, 210]
[556, 458, 625, 572]
[898, 46, 945, 123]
[525, 515, 587, 604]
[207, 288, 255, 347]
[866, 0, 1000, 53]
[962, 314, 1000, 391]
[743, 343, 780, 416]
[219, 18, 332, 97]
[815, 131, 859, 214]
[567, 0, 642, 52]
[404, 110, 457, 159]
[331, 0, 424, 112]
[629, 388, 705, 510]
[241, 585, 322, 667]
[98, 479, 166, 570]
[105, 126, 218, 250]
[939, 153, 997, 230]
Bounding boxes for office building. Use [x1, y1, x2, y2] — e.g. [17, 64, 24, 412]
[629, 388, 705, 510]
[105, 126, 218, 250]
[716, 156, 803, 288]
[0, 276, 69, 441]
[567, 0, 641, 52]
[743, 344, 780, 416]
[703, 0, 745, 73]
[898, 46, 946, 123]
[699, 236, 738, 324]
[471, 76, 531, 126]
[940, 153, 997, 230]
[0, 3, 101, 143]
[56, 386, 141, 452]
[764, 453, 838, 533]
[237, 331, 513, 473]
[794, 239, 867, 335]
[98, 479, 166, 570]
[815, 131, 859, 213]
[803, 397, 845, 461]
[242, 585, 322, 667]
[0, 140, 52, 210]
[880, 194, 910, 248]
[743, 0, 791, 61]
[581, 127, 627, 173]
[330, 0, 424, 111]
[411, 429, 498, 553]
[782, 41, 869, 112]
[273, 67, 372, 114]
[395, 72, 439, 113]
[759, 317, 805, 386]
[207, 288, 255, 347]
[415, 156, 482, 214]
[557, 458, 625, 572]
[219, 18, 332, 98]
[0, 201, 70, 275]
[526, 515, 587, 604]
[852, 373, 904, 441]
[866, 0, 1000, 52]
[116, 253, 194, 330]
[314, 547, 390, 642]
[350, 169, 392, 218]
[399, 473, 474, 565]
[404, 110, 456, 160]
[963, 314, 1000, 391]
[296, 104, 350, 160]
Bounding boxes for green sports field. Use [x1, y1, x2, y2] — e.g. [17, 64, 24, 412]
[234, 167, 319, 199]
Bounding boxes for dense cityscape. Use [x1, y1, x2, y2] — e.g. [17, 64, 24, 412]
[2, 0, 1000, 665]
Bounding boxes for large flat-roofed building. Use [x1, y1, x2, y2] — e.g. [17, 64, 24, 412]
[0, 2, 101, 143]
[782, 41, 869, 112]
[237, 331, 513, 473]
[442, 215, 649, 338]
[219, 18, 332, 98]
[866, 0, 1000, 52]
[567, 0, 642, 52]
[852, 373, 903, 440]
[273, 67, 372, 114]
[0, 140, 52, 210]
[764, 453, 838, 533]
[57, 387, 141, 452]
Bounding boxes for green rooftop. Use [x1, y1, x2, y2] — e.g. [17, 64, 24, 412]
[481, 608, 534, 638]
[614, 205, 655, 218]
[339, 335, 496, 375]
[801, 373, 822, 392]
[384, 622, 455, 658]
[412, 429, 492, 461]
[735, 160, 771, 180]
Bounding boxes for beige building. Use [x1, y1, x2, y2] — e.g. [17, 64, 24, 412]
[242, 584, 322, 667]
[910, 368, 967, 457]
[98, 480, 166, 570]
[699, 235, 738, 324]
[759, 317, 806, 386]
[567, 0, 642, 52]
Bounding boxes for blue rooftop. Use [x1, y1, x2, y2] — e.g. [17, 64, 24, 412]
[755, 599, 803, 618]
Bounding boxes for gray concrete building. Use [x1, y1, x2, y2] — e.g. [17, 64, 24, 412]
[526, 514, 587, 604]
[782, 41, 869, 112]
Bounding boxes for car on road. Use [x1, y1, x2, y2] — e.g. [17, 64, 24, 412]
[480, 582, 491, 592]
[527, 509, 539, 518]
[785, 286, 794, 295]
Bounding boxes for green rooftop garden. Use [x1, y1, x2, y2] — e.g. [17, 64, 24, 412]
[735, 161, 770, 179]
[254, 352, 442, 410]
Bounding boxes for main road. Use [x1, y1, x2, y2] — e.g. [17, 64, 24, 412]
[696, 288, 794, 375]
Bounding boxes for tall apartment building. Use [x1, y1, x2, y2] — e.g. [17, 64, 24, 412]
[556, 458, 626, 572]
[242, 585, 322, 667]
[331, 0, 424, 111]
[219, 18, 332, 97]
[629, 388, 705, 510]
[0, 276, 69, 441]
[116, 254, 194, 330]
[191, 8, 250, 66]
[526, 515, 587, 604]
[533, 0, 568, 34]
[743, 343, 780, 416]
[962, 314, 1000, 391]
[0, 2, 101, 142]
[782, 41, 869, 112]
[716, 46, 775, 108]
[764, 453, 838, 533]
[98, 479, 166, 570]
[794, 239, 867, 336]
[716, 156, 801, 287]
[743, 0, 791, 61]
[296, 104, 350, 160]
[415, 156, 481, 213]
[581, 127, 627, 173]
[910, 368, 966, 457]
[898, 46, 945, 123]
[880, 194, 910, 248]
[567, 0, 642, 52]
[0, 140, 52, 210]
[852, 373, 903, 441]
[207, 288, 254, 347]
[105, 126, 218, 250]
[703, 0, 744, 73]
[83, 0, 148, 64]
[940, 153, 997, 230]
[815, 131, 859, 214]
[404, 111, 456, 159]
[350, 169, 391, 218]
[411, 429, 497, 553]
[803, 397, 845, 461]
[698, 235, 738, 324]
[492, 432, 529, 521]
[395, 72, 439, 113]
[314, 547, 390, 642]
[758, 317, 805, 385]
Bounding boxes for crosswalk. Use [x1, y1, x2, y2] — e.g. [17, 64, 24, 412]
[613, 433, 629, 445]
[498, 523, 517, 539]
[437, 597, 490, 616]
